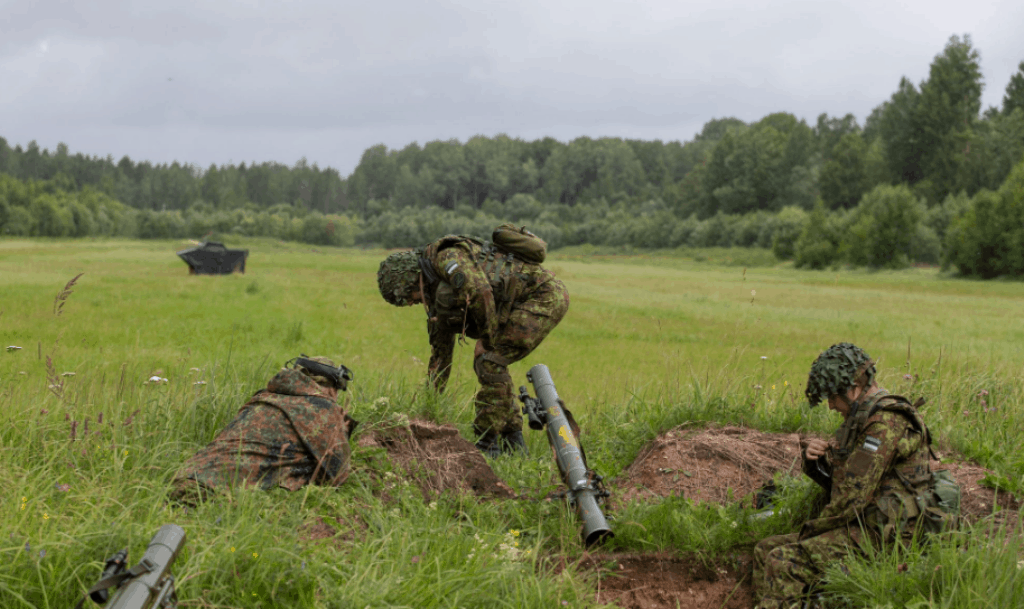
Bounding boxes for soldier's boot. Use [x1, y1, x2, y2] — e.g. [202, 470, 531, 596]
[499, 430, 529, 456]
[475, 435, 502, 459]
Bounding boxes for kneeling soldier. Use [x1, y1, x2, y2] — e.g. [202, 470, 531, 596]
[754, 342, 952, 609]
[170, 355, 356, 505]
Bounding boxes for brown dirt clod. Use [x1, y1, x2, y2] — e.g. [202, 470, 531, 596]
[931, 460, 1023, 525]
[358, 419, 516, 500]
[580, 552, 754, 609]
[618, 425, 804, 507]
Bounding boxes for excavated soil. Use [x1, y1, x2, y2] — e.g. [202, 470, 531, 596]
[620, 424, 1022, 521]
[619, 425, 804, 506]
[578, 552, 754, 609]
[932, 460, 1022, 525]
[357, 419, 516, 500]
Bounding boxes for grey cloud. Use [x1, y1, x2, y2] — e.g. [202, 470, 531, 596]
[2, 0, 1022, 174]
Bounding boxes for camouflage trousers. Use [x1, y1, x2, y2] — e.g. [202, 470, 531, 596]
[473, 277, 569, 439]
[753, 529, 861, 609]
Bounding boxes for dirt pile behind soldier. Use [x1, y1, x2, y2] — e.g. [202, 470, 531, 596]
[358, 419, 516, 500]
[619, 424, 1022, 520]
[932, 460, 1023, 524]
[619, 425, 804, 506]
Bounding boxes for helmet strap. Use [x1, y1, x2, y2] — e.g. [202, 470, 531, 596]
[419, 272, 435, 322]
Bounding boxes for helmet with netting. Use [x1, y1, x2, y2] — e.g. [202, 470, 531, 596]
[805, 342, 876, 407]
[377, 251, 421, 306]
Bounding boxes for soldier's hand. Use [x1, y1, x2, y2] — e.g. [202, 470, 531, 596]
[802, 438, 830, 461]
[474, 339, 485, 359]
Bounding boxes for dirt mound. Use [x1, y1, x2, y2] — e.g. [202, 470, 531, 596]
[620, 426, 803, 506]
[932, 460, 1022, 524]
[358, 419, 516, 500]
[619, 424, 1021, 524]
[579, 552, 753, 609]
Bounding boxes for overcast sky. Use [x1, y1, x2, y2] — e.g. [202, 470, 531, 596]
[2, 0, 1023, 176]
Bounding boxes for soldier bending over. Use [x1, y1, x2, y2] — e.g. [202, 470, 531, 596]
[377, 228, 569, 457]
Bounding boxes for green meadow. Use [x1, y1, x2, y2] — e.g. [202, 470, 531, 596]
[2, 238, 1023, 608]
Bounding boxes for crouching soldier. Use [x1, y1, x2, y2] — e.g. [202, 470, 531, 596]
[170, 356, 356, 505]
[754, 343, 956, 609]
[376, 226, 569, 457]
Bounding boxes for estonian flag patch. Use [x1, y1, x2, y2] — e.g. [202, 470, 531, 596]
[862, 436, 881, 453]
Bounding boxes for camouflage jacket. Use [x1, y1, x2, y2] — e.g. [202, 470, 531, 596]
[800, 393, 932, 541]
[420, 236, 558, 390]
[172, 368, 352, 496]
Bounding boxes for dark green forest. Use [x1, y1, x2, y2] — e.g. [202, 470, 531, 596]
[2, 35, 1023, 277]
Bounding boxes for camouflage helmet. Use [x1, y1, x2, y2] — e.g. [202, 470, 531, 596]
[805, 342, 876, 407]
[377, 250, 421, 306]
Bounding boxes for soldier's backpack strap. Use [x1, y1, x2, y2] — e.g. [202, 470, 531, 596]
[868, 394, 938, 460]
[835, 390, 891, 458]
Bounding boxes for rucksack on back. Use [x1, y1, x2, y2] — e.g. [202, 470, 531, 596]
[492, 223, 547, 264]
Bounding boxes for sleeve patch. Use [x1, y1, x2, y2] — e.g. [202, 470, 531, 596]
[846, 447, 876, 477]
[451, 272, 466, 289]
[862, 436, 881, 453]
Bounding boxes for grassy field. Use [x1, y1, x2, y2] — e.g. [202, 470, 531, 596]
[2, 237, 1023, 608]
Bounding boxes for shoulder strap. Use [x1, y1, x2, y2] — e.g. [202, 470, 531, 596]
[835, 390, 888, 456]
[870, 394, 937, 459]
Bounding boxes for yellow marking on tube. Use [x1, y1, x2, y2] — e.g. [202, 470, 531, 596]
[558, 425, 578, 448]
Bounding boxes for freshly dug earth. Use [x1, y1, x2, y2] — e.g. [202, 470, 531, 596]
[619, 425, 804, 506]
[579, 552, 754, 609]
[619, 424, 1021, 521]
[932, 460, 1022, 525]
[357, 419, 516, 499]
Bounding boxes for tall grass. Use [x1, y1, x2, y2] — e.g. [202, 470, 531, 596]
[2, 238, 1022, 607]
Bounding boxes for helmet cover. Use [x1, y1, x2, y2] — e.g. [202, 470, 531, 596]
[377, 251, 421, 306]
[805, 342, 875, 407]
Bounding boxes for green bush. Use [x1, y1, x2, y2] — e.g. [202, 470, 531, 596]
[794, 202, 841, 269]
[944, 157, 1024, 277]
[770, 206, 809, 260]
[846, 184, 923, 269]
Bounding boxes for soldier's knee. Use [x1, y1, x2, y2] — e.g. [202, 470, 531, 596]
[474, 352, 512, 385]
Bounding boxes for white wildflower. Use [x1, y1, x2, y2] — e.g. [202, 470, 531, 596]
[373, 396, 390, 409]
[7, 346, 23, 351]
[194, 381, 207, 386]
[428, 502, 438, 511]
[147, 376, 168, 383]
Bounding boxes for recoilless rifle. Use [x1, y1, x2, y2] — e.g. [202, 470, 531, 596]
[76, 524, 186, 609]
[518, 363, 613, 546]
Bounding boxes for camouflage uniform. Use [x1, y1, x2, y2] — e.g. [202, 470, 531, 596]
[379, 236, 569, 445]
[754, 399, 932, 607]
[754, 343, 938, 609]
[170, 362, 354, 505]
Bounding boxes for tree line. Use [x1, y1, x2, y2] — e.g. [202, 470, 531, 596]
[1, 35, 1023, 277]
